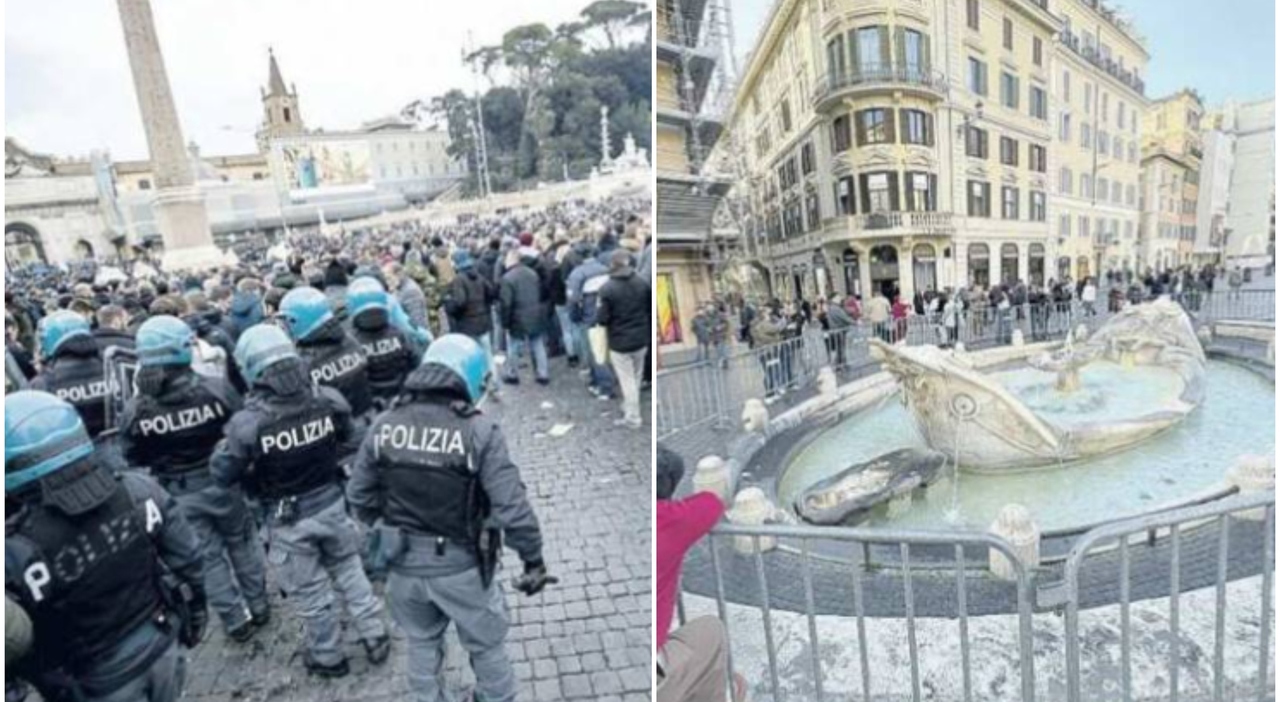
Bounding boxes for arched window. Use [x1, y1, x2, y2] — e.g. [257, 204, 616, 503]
[912, 243, 937, 293]
[841, 248, 861, 297]
[1000, 242, 1020, 284]
[968, 243, 990, 287]
[1028, 243, 1046, 286]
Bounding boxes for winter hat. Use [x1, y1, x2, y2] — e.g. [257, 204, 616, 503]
[452, 250, 475, 271]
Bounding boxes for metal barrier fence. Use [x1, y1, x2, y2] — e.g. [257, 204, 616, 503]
[680, 490, 1275, 702]
[1061, 490, 1275, 702]
[689, 522, 1038, 702]
[657, 290, 1275, 439]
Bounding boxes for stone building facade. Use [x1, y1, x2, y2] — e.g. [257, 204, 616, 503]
[726, 0, 1151, 302]
[1139, 89, 1203, 272]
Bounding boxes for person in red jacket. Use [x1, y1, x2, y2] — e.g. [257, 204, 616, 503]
[655, 444, 746, 702]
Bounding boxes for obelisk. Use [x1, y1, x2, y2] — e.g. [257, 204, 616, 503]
[116, 0, 233, 270]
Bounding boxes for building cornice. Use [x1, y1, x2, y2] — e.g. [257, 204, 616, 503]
[1053, 45, 1150, 106]
[732, 0, 804, 124]
[1060, 0, 1150, 60]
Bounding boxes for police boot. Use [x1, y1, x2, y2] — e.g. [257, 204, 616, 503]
[304, 654, 350, 679]
[227, 619, 257, 643]
[363, 634, 391, 665]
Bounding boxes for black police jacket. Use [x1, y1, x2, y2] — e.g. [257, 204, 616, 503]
[31, 345, 113, 439]
[118, 371, 240, 479]
[5, 471, 202, 684]
[350, 314, 418, 400]
[298, 323, 373, 417]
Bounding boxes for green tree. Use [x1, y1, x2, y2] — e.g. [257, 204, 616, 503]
[579, 0, 645, 49]
[425, 1, 652, 193]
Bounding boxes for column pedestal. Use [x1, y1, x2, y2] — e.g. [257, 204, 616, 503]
[154, 187, 237, 271]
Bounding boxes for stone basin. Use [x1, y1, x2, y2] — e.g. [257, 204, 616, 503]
[795, 448, 947, 525]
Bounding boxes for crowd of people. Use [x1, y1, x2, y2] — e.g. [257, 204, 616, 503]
[4, 195, 652, 702]
[682, 263, 1254, 402]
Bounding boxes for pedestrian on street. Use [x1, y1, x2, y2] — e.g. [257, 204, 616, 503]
[6, 390, 208, 702]
[691, 305, 712, 363]
[865, 290, 892, 343]
[596, 249, 651, 429]
[499, 247, 551, 385]
[211, 324, 390, 678]
[118, 315, 270, 643]
[1081, 277, 1098, 316]
[825, 293, 855, 366]
[347, 335, 555, 702]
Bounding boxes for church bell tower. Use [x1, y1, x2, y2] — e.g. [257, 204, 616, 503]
[255, 47, 305, 152]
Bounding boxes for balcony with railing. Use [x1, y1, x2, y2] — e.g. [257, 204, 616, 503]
[812, 65, 947, 110]
[756, 211, 956, 258]
[1058, 31, 1146, 96]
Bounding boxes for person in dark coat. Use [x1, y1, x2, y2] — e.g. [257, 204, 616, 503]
[550, 238, 583, 366]
[443, 250, 496, 341]
[595, 250, 651, 428]
[92, 304, 137, 355]
[499, 247, 549, 385]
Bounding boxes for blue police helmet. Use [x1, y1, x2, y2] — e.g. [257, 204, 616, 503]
[37, 310, 91, 361]
[135, 315, 195, 367]
[452, 249, 474, 271]
[421, 334, 489, 404]
[278, 287, 334, 341]
[5, 390, 94, 494]
[234, 323, 300, 384]
[347, 276, 389, 318]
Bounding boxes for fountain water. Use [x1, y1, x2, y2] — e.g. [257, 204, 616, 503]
[779, 301, 1270, 530]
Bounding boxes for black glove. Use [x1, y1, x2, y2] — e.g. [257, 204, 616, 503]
[512, 559, 558, 596]
[180, 586, 208, 648]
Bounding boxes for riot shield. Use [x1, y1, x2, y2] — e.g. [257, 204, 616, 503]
[102, 345, 139, 434]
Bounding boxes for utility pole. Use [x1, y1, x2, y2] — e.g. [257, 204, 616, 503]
[463, 31, 492, 198]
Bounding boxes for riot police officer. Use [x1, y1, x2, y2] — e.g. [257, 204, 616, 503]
[210, 324, 389, 677]
[346, 277, 421, 405]
[5, 391, 207, 702]
[347, 334, 555, 702]
[29, 311, 113, 440]
[118, 315, 269, 643]
[278, 286, 374, 419]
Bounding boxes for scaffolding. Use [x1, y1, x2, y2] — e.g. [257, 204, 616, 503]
[658, 0, 748, 301]
[660, 0, 737, 180]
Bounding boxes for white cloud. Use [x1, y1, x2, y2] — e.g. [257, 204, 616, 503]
[5, 0, 597, 160]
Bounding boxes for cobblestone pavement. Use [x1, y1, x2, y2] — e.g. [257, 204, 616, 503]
[181, 357, 652, 702]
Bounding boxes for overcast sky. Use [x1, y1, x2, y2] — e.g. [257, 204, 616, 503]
[732, 0, 1275, 107]
[6, 0, 598, 160]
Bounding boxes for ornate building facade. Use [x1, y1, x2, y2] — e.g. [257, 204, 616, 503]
[1139, 89, 1202, 272]
[728, 0, 1151, 301]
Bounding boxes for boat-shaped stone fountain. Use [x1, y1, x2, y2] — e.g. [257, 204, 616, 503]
[870, 298, 1205, 471]
[796, 299, 1210, 524]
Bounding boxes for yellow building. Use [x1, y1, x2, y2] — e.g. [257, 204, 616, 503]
[1049, 0, 1149, 282]
[655, 0, 733, 356]
[728, 0, 1093, 305]
[1138, 89, 1203, 271]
